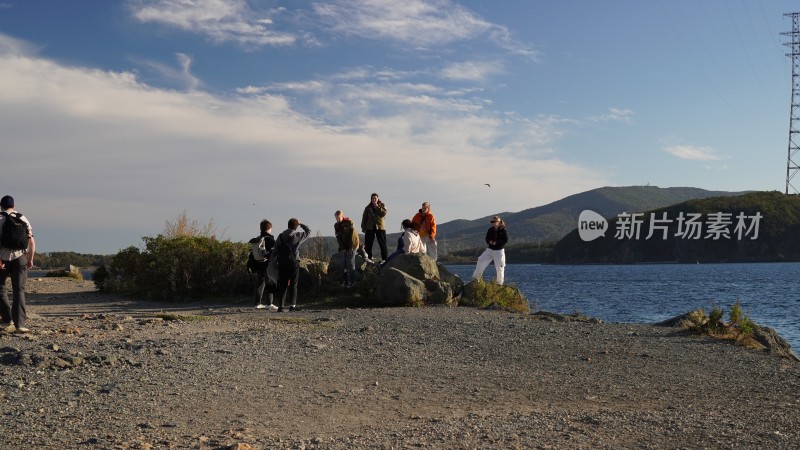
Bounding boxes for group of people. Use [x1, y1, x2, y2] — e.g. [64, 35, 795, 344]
[252, 192, 509, 311]
[0, 195, 36, 333]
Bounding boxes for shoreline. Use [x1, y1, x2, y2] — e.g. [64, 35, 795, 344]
[1, 277, 798, 449]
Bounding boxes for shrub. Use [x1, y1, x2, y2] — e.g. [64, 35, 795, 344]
[706, 304, 725, 334]
[729, 299, 743, 325]
[92, 265, 109, 291]
[103, 234, 250, 301]
[460, 279, 530, 313]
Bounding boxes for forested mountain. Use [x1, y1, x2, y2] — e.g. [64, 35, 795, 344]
[551, 191, 799, 264]
[430, 186, 748, 253]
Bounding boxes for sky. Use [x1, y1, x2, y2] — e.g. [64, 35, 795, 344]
[0, 0, 797, 254]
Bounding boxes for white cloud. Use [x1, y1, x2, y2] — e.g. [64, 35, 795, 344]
[0, 33, 603, 253]
[313, 0, 539, 60]
[663, 144, 721, 161]
[440, 60, 504, 82]
[130, 0, 297, 48]
[314, 0, 490, 45]
[589, 108, 635, 124]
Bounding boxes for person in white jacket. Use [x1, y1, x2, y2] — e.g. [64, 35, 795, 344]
[381, 220, 425, 268]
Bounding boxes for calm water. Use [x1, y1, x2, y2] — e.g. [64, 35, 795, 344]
[446, 262, 800, 350]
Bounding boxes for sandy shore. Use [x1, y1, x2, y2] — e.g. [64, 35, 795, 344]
[0, 277, 798, 449]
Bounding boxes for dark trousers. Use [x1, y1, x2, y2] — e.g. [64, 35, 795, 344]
[276, 265, 299, 308]
[0, 256, 28, 328]
[364, 229, 388, 260]
[254, 264, 273, 306]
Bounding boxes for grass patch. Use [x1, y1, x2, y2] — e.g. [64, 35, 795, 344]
[460, 279, 530, 314]
[680, 299, 762, 349]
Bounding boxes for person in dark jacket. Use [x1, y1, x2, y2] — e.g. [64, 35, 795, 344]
[251, 219, 277, 311]
[472, 215, 508, 285]
[361, 193, 388, 261]
[270, 218, 311, 312]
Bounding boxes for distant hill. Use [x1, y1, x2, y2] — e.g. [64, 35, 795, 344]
[551, 191, 800, 264]
[430, 186, 749, 254]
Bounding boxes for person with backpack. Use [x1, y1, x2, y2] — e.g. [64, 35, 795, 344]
[361, 193, 388, 261]
[269, 218, 311, 312]
[472, 216, 509, 285]
[248, 219, 277, 311]
[0, 195, 35, 333]
[334, 210, 360, 287]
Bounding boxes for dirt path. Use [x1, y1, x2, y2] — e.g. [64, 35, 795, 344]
[0, 277, 798, 449]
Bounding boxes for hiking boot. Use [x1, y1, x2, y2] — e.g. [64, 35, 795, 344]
[255, 304, 266, 309]
[289, 305, 299, 312]
[277, 306, 284, 313]
[268, 304, 279, 312]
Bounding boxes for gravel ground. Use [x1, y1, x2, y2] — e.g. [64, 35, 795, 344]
[0, 277, 798, 449]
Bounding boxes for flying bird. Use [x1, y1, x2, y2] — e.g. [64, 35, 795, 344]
[484, 183, 491, 187]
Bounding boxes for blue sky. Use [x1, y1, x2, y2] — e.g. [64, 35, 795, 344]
[0, 0, 795, 254]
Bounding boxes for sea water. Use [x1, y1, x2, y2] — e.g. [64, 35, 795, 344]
[446, 262, 800, 350]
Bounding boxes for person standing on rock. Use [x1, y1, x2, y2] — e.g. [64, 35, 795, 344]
[361, 193, 388, 261]
[472, 216, 508, 285]
[269, 218, 311, 312]
[334, 211, 359, 287]
[412, 201, 437, 261]
[250, 219, 277, 311]
[0, 195, 36, 333]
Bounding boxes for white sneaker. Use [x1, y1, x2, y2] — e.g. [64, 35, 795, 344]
[15, 327, 30, 333]
[268, 304, 279, 312]
[255, 304, 266, 309]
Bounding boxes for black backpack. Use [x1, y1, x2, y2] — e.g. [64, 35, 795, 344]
[0, 212, 29, 250]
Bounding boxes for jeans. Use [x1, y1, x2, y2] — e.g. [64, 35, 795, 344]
[0, 255, 28, 328]
[341, 249, 356, 284]
[254, 264, 274, 306]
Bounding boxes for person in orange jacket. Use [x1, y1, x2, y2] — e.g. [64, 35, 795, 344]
[412, 201, 437, 261]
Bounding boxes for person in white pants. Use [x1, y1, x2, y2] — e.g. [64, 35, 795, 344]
[472, 216, 508, 285]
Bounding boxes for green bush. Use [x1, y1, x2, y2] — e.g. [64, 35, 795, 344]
[460, 279, 530, 313]
[102, 235, 250, 301]
[707, 304, 725, 334]
[729, 299, 743, 325]
[92, 265, 109, 291]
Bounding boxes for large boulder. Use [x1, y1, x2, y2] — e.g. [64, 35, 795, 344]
[753, 327, 800, 362]
[298, 258, 327, 291]
[375, 267, 427, 306]
[424, 279, 455, 306]
[325, 253, 375, 287]
[437, 263, 464, 297]
[382, 253, 439, 281]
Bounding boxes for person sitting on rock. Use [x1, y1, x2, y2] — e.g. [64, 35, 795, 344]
[381, 219, 424, 268]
